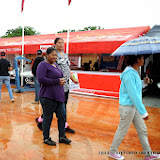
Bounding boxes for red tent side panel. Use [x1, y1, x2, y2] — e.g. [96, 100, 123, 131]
[0, 45, 22, 54]
[68, 41, 126, 54]
[25, 44, 53, 54]
[0, 44, 53, 55]
[0, 41, 125, 55]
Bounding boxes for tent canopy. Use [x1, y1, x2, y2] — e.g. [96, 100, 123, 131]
[0, 26, 150, 54]
[146, 25, 160, 37]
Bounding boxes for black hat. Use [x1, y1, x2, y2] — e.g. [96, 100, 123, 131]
[1, 52, 5, 56]
[37, 49, 42, 55]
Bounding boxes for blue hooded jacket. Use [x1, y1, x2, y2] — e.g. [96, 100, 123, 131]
[119, 66, 148, 117]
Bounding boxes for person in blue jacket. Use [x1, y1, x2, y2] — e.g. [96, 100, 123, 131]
[109, 55, 160, 160]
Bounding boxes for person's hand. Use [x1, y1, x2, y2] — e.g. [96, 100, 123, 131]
[144, 76, 150, 85]
[73, 79, 79, 84]
[143, 115, 149, 120]
[59, 78, 65, 86]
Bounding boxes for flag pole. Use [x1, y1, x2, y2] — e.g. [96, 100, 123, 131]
[66, 29, 70, 55]
[21, 0, 25, 86]
[66, 0, 71, 55]
[21, 14, 24, 86]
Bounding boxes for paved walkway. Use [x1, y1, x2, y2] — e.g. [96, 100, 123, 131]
[0, 86, 160, 160]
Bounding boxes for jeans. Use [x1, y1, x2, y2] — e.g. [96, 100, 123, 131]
[39, 97, 66, 140]
[33, 76, 40, 102]
[0, 76, 13, 100]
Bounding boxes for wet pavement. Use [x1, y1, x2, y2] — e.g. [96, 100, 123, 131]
[0, 86, 160, 160]
[143, 93, 160, 108]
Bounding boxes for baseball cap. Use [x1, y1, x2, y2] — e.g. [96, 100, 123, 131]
[1, 52, 5, 56]
[37, 49, 42, 55]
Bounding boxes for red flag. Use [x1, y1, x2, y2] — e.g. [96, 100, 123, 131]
[21, 0, 25, 12]
[68, 0, 71, 5]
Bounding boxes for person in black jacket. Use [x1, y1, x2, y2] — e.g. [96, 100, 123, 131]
[0, 52, 14, 102]
[32, 50, 44, 104]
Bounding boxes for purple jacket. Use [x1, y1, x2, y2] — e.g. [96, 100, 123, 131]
[37, 61, 65, 102]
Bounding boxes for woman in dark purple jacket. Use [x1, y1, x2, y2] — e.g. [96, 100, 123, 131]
[37, 47, 71, 146]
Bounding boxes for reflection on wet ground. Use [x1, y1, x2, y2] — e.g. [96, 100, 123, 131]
[0, 86, 160, 160]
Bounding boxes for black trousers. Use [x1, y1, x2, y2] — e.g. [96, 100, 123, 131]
[39, 97, 65, 140]
[64, 91, 69, 123]
[40, 91, 69, 123]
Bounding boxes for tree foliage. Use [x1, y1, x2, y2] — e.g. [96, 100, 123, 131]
[57, 26, 104, 33]
[1, 26, 40, 38]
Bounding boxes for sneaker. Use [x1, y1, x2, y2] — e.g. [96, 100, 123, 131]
[44, 138, 56, 146]
[109, 152, 125, 160]
[11, 99, 14, 102]
[65, 126, 75, 133]
[32, 101, 39, 104]
[59, 136, 71, 144]
[35, 118, 43, 131]
[145, 154, 160, 160]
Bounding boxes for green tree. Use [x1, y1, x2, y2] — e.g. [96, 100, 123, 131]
[83, 26, 97, 31]
[1, 26, 40, 38]
[57, 26, 104, 33]
[83, 26, 104, 31]
[57, 29, 68, 33]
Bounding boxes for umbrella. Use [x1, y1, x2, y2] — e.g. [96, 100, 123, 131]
[111, 36, 160, 56]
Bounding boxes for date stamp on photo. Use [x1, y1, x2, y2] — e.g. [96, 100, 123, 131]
[98, 151, 160, 155]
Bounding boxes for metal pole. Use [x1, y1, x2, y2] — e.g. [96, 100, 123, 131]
[21, 10, 24, 86]
[66, 2, 70, 55]
[66, 29, 70, 55]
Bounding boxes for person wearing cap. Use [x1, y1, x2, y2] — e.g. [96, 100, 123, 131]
[31, 50, 45, 104]
[0, 52, 14, 102]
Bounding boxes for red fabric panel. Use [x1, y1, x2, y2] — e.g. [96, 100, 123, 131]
[78, 73, 121, 92]
[25, 44, 40, 54]
[68, 41, 125, 54]
[71, 73, 121, 98]
[0, 45, 22, 54]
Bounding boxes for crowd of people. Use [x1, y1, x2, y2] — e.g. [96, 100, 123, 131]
[0, 37, 160, 160]
[83, 60, 99, 71]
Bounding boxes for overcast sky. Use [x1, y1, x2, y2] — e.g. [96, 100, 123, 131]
[0, 0, 159, 37]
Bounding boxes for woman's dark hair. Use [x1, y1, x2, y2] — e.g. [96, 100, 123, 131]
[46, 47, 57, 55]
[126, 55, 144, 66]
[54, 37, 63, 44]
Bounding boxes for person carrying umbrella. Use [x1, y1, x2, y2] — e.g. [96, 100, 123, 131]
[108, 55, 160, 160]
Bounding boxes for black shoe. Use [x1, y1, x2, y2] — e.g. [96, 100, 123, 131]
[44, 138, 56, 146]
[65, 126, 75, 133]
[35, 118, 43, 131]
[59, 136, 71, 144]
